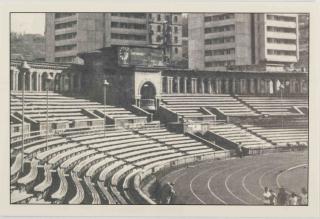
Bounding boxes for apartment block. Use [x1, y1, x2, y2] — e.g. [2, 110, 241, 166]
[188, 13, 299, 71]
[45, 12, 182, 63]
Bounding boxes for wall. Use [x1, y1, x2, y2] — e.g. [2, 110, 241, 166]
[45, 13, 56, 62]
[188, 14, 205, 70]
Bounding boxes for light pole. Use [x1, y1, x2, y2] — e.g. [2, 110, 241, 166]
[103, 80, 109, 137]
[46, 74, 53, 151]
[19, 61, 30, 174]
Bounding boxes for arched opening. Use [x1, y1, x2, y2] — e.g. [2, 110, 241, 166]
[41, 72, 48, 91]
[269, 80, 274, 94]
[140, 81, 156, 111]
[18, 71, 23, 91]
[54, 74, 60, 92]
[32, 72, 37, 91]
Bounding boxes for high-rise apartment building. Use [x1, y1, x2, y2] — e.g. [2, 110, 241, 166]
[45, 12, 182, 63]
[188, 13, 299, 71]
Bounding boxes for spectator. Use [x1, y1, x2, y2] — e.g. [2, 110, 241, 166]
[269, 189, 277, 205]
[238, 142, 243, 158]
[277, 187, 288, 205]
[263, 187, 271, 205]
[299, 187, 308, 205]
[288, 192, 298, 205]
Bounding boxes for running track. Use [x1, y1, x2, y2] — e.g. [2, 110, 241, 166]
[160, 151, 308, 205]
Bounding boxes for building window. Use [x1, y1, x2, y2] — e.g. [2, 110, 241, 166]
[111, 33, 146, 41]
[267, 38, 296, 44]
[267, 49, 296, 56]
[174, 47, 178, 54]
[174, 36, 178, 43]
[55, 13, 76, 19]
[204, 13, 235, 22]
[13, 127, 19, 133]
[55, 21, 77, 30]
[174, 26, 178, 33]
[54, 56, 75, 63]
[111, 13, 146, 19]
[205, 48, 235, 56]
[266, 14, 296, 22]
[267, 26, 296, 33]
[156, 35, 161, 42]
[205, 24, 235, 34]
[205, 36, 235, 45]
[157, 14, 161, 21]
[55, 44, 77, 52]
[205, 60, 235, 67]
[111, 22, 146, 30]
[174, 16, 178, 23]
[55, 32, 77, 41]
[157, 25, 161, 32]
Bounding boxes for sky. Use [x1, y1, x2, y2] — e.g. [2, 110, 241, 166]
[11, 13, 45, 35]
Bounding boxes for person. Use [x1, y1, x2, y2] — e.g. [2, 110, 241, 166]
[288, 192, 298, 205]
[277, 187, 288, 205]
[160, 182, 175, 204]
[238, 142, 243, 158]
[269, 189, 277, 205]
[299, 187, 308, 205]
[263, 187, 271, 205]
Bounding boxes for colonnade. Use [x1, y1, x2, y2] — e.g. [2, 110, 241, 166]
[10, 68, 82, 93]
[161, 76, 308, 95]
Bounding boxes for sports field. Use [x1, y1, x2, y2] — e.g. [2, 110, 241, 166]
[160, 151, 308, 205]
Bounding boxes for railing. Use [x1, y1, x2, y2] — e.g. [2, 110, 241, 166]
[140, 99, 155, 111]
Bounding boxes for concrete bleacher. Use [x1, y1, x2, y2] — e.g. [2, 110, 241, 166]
[10, 91, 146, 127]
[11, 126, 222, 204]
[241, 122, 308, 147]
[236, 95, 308, 116]
[206, 123, 274, 150]
[161, 94, 258, 117]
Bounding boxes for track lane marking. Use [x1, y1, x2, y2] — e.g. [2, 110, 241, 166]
[224, 166, 250, 204]
[189, 166, 223, 204]
[276, 163, 307, 188]
[241, 165, 270, 202]
[207, 168, 228, 205]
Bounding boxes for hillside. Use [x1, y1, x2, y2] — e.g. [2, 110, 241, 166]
[10, 32, 45, 61]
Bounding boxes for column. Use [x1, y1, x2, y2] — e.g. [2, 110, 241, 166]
[183, 77, 187, 93]
[29, 73, 32, 91]
[249, 78, 254, 94]
[78, 73, 81, 92]
[215, 78, 219, 94]
[60, 75, 64, 93]
[12, 71, 15, 91]
[15, 71, 19, 91]
[273, 79, 277, 95]
[222, 79, 227, 94]
[208, 78, 213, 94]
[70, 73, 74, 93]
[176, 76, 180, 93]
[256, 78, 261, 94]
[166, 76, 170, 94]
[200, 78, 205, 94]
[299, 79, 304, 94]
[39, 73, 42, 91]
[232, 78, 236, 94]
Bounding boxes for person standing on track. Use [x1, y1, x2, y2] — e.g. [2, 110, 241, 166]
[263, 187, 271, 205]
[277, 187, 288, 205]
[269, 189, 277, 205]
[299, 187, 308, 205]
[288, 192, 298, 205]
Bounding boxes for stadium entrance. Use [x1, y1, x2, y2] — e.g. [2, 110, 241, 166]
[140, 81, 156, 111]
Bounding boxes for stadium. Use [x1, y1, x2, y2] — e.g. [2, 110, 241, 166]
[9, 13, 309, 205]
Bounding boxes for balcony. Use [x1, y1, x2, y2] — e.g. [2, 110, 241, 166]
[111, 28, 147, 35]
[54, 15, 77, 24]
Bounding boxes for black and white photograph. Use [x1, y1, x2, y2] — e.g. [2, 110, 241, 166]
[1, 1, 319, 217]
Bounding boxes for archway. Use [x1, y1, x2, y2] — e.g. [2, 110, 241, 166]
[41, 72, 48, 91]
[32, 72, 37, 91]
[140, 81, 156, 111]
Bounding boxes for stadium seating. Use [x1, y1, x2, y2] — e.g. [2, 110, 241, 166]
[207, 123, 274, 149]
[161, 94, 258, 117]
[10, 91, 145, 125]
[241, 123, 308, 147]
[236, 95, 308, 116]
